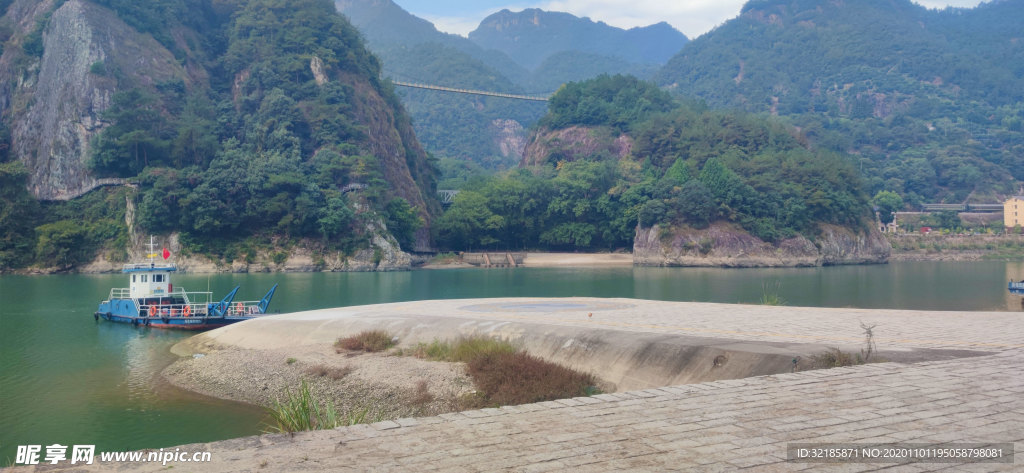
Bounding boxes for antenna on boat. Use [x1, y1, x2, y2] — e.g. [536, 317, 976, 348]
[147, 236, 157, 265]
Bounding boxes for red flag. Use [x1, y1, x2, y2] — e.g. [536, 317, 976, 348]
[162, 248, 171, 260]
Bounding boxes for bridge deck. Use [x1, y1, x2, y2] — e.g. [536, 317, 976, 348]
[393, 81, 550, 102]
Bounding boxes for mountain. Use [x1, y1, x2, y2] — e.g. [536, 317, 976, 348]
[335, 0, 545, 169]
[469, 9, 688, 71]
[656, 0, 1024, 205]
[334, 1, 690, 170]
[431, 75, 888, 266]
[0, 0, 438, 269]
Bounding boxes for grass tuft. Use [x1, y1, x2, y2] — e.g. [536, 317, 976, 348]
[264, 380, 384, 433]
[408, 380, 434, 406]
[759, 281, 785, 306]
[265, 380, 341, 433]
[304, 364, 353, 380]
[335, 330, 395, 353]
[412, 336, 517, 362]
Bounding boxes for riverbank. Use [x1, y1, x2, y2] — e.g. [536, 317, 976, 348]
[164, 343, 470, 420]
[422, 252, 633, 269]
[888, 233, 1024, 261]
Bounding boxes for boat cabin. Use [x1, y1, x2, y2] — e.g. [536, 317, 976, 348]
[125, 263, 176, 298]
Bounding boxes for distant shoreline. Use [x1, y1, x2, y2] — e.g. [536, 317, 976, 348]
[6, 247, 1024, 275]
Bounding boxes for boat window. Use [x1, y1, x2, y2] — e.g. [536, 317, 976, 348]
[142, 275, 148, 283]
[132, 275, 136, 282]
[154, 274, 163, 282]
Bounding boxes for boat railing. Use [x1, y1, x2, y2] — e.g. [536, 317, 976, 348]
[108, 288, 130, 300]
[122, 262, 177, 271]
[137, 298, 267, 318]
[223, 300, 267, 316]
[139, 303, 206, 318]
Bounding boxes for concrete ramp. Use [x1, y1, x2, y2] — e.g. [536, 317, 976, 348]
[174, 298, 994, 392]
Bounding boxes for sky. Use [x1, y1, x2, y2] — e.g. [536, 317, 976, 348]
[395, 0, 987, 40]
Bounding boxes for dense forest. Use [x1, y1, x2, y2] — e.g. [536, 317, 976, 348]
[433, 75, 871, 251]
[0, 0, 432, 269]
[656, 0, 1024, 207]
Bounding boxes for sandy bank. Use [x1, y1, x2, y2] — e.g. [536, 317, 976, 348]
[163, 343, 470, 420]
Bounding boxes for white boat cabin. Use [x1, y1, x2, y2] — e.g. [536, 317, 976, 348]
[125, 263, 177, 299]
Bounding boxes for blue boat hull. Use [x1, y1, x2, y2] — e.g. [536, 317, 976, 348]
[95, 298, 259, 330]
[94, 311, 258, 330]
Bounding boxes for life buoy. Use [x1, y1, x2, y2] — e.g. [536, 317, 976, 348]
[148, 305, 157, 317]
[183, 305, 192, 317]
[235, 302, 244, 314]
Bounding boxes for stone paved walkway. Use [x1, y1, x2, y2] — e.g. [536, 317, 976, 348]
[20, 299, 1024, 472]
[106, 349, 1023, 472]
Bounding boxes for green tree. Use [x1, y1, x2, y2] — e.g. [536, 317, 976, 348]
[0, 161, 39, 268]
[434, 191, 504, 249]
[34, 220, 90, 268]
[383, 197, 423, 250]
[872, 190, 903, 224]
[90, 89, 172, 176]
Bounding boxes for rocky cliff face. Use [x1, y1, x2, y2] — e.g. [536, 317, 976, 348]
[634, 222, 891, 267]
[521, 125, 632, 167]
[491, 118, 527, 161]
[340, 72, 436, 251]
[2, 0, 187, 200]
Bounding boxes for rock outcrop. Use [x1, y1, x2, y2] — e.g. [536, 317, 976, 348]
[634, 222, 890, 267]
[521, 125, 632, 167]
[2, 0, 187, 200]
[491, 118, 527, 161]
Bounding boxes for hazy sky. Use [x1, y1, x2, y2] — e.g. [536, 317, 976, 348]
[396, 0, 987, 39]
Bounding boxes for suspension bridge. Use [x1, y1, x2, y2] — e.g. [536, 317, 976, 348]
[391, 80, 551, 102]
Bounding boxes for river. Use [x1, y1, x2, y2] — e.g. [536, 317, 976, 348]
[2, 261, 1023, 462]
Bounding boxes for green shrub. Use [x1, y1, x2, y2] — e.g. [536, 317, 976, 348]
[412, 337, 516, 362]
[809, 348, 862, 368]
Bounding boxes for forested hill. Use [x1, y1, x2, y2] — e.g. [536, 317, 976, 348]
[0, 0, 435, 269]
[334, 0, 688, 170]
[434, 75, 879, 263]
[656, 0, 1024, 206]
[335, 0, 546, 169]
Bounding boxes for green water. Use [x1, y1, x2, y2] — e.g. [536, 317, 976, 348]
[2, 261, 1022, 462]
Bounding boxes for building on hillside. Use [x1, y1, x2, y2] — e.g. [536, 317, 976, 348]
[1004, 196, 1024, 229]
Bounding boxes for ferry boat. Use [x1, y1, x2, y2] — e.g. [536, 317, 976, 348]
[94, 239, 277, 330]
[1009, 280, 1024, 295]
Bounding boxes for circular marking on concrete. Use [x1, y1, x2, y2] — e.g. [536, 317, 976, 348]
[459, 300, 634, 313]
